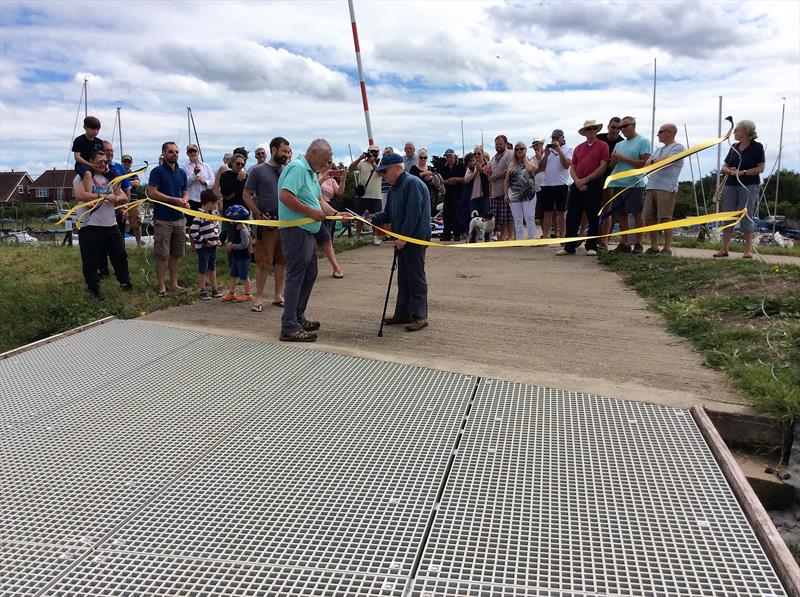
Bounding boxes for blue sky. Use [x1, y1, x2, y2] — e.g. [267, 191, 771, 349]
[0, 0, 797, 185]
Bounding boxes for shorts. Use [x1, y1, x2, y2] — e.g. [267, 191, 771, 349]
[643, 189, 677, 222]
[722, 185, 758, 234]
[356, 197, 382, 216]
[611, 187, 645, 214]
[490, 196, 513, 225]
[196, 246, 217, 273]
[153, 218, 187, 259]
[315, 221, 332, 244]
[127, 204, 142, 227]
[253, 227, 285, 267]
[229, 256, 250, 280]
[538, 185, 568, 212]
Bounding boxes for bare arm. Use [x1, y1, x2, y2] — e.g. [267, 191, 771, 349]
[279, 189, 325, 221]
[243, 189, 261, 219]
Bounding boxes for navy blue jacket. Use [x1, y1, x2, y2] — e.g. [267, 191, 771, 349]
[371, 172, 431, 241]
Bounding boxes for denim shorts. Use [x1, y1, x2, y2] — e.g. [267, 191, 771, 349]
[229, 256, 250, 280]
[196, 246, 217, 274]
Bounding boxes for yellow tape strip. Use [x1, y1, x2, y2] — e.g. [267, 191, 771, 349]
[599, 119, 734, 215]
[147, 199, 342, 228]
[348, 210, 746, 248]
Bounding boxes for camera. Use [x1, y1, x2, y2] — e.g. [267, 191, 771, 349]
[546, 143, 557, 149]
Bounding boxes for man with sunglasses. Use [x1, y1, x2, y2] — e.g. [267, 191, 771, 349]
[608, 116, 651, 254]
[72, 150, 133, 298]
[348, 144, 383, 244]
[181, 144, 214, 228]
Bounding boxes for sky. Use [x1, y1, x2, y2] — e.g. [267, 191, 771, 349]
[1, 0, 798, 185]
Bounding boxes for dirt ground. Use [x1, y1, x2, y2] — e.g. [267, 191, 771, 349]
[143, 242, 754, 415]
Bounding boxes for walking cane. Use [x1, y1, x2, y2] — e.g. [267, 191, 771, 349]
[378, 249, 397, 337]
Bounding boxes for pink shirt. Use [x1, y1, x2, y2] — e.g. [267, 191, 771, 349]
[571, 140, 609, 180]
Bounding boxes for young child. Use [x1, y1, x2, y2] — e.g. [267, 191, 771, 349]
[189, 189, 224, 300]
[72, 116, 104, 190]
[222, 204, 253, 302]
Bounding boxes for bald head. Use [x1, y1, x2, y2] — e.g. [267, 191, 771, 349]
[657, 123, 678, 145]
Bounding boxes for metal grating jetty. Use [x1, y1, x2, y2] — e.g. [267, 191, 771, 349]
[0, 320, 786, 596]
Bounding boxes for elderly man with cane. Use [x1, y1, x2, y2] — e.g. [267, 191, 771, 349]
[367, 153, 432, 333]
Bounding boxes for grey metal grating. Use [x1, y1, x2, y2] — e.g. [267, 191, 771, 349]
[45, 553, 405, 596]
[0, 320, 203, 425]
[79, 358, 473, 578]
[0, 542, 86, 597]
[413, 380, 786, 597]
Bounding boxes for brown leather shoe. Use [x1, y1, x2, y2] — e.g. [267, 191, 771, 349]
[383, 315, 412, 325]
[405, 319, 428, 332]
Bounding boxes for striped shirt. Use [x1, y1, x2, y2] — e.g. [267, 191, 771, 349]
[189, 209, 220, 250]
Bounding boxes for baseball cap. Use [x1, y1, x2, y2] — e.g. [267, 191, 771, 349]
[443, 148, 456, 156]
[551, 129, 564, 138]
[376, 152, 403, 172]
[186, 143, 199, 152]
[368, 144, 380, 152]
[121, 154, 133, 162]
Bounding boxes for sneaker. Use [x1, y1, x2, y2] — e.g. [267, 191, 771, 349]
[199, 289, 211, 300]
[585, 249, 597, 256]
[372, 236, 382, 245]
[235, 293, 253, 302]
[120, 282, 133, 292]
[644, 247, 661, 255]
[211, 288, 224, 298]
[660, 248, 673, 256]
[632, 243, 644, 255]
[301, 320, 321, 332]
[405, 319, 429, 332]
[280, 328, 317, 342]
[611, 243, 631, 254]
[555, 249, 574, 256]
[222, 292, 236, 302]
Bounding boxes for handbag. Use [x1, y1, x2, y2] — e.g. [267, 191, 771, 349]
[354, 168, 374, 198]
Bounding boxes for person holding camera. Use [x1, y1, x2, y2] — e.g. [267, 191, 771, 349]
[318, 159, 346, 278]
[536, 129, 573, 240]
[348, 144, 383, 245]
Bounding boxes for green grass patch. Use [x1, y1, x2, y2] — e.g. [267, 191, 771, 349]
[0, 235, 361, 354]
[671, 237, 800, 257]
[600, 253, 800, 421]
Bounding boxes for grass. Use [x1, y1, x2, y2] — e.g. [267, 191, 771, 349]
[599, 252, 800, 421]
[0, 234, 362, 354]
[671, 236, 800, 257]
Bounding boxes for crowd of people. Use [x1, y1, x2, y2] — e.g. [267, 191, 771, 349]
[69, 114, 765, 339]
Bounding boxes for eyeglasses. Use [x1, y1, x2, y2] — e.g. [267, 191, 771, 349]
[620, 123, 633, 129]
[187, 148, 198, 154]
[419, 155, 428, 159]
[96, 160, 108, 165]
[234, 162, 245, 167]
[515, 148, 526, 152]
[657, 129, 668, 134]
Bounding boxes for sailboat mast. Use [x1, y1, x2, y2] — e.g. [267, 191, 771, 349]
[773, 98, 785, 234]
[117, 106, 123, 157]
[83, 77, 88, 118]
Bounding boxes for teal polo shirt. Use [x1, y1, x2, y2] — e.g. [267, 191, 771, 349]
[608, 134, 651, 188]
[277, 156, 322, 233]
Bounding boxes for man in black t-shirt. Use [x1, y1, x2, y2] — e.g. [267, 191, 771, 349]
[596, 116, 624, 250]
[437, 149, 466, 241]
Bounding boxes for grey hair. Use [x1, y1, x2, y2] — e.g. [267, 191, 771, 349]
[306, 138, 332, 155]
[622, 116, 636, 123]
[736, 120, 758, 139]
[404, 141, 415, 147]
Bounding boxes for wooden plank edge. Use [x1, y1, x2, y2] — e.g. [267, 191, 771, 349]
[692, 405, 800, 597]
[0, 316, 116, 361]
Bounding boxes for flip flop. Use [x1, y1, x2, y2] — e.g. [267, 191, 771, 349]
[332, 270, 344, 279]
[251, 304, 264, 312]
[272, 300, 285, 307]
[742, 253, 753, 259]
[158, 289, 168, 298]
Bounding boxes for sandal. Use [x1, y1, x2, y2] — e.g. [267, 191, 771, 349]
[158, 289, 168, 298]
[712, 251, 729, 258]
[332, 270, 344, 279]
[742, 253, 753, 259]
[251, 303, 264, 312]
[272, 300, 285, 307]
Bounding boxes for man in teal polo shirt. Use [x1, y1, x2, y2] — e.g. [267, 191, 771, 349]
[608, 116, 651, 254]
[277, 139, 350, 342]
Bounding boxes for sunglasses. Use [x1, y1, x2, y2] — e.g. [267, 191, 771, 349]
[620, 123, 633, 129]
[515, 148, 526, 152]
[369, 151, 379, 155]
[657, 129, 668, 134]
[419, 155, 428, 159]
[187, 148, 198, 153]
[234, 162, 245, 167]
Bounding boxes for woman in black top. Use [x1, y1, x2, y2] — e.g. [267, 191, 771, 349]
[715, 120, 765, 258]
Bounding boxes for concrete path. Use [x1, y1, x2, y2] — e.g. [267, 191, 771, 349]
[670, 246, 800, 265]
[143, 242, 753, 415]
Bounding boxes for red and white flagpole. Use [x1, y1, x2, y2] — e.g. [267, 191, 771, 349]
[348, 0, 374, 146]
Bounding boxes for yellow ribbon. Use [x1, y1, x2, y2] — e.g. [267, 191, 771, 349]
[56, 164, 150, 226]
[147, 199, 339, 228]
[348, 210, 746, 248]
[600, 118, 734, 215]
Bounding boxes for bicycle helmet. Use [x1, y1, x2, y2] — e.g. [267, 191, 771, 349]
[224, 205, 251, 221]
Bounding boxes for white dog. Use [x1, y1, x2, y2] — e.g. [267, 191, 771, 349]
[468, 210, 495, 243]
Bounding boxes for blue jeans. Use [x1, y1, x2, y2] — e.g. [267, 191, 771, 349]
[394, 244, 428, 320]
[279, 226, 318, 333]
[197, 246, 217, 273]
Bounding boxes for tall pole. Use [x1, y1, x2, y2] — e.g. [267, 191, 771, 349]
[684, 124, 700, 217]
[117, 106, 123, 157]
[773, 98, 785, 234]
[348, 0, 374, 146]
[650, 58, 657, 151]
[83, 77, 88, 118]
[461, 119, 465, 156]
[188, 107, 203, 163]
[715, 96, 722, 212]
[187, 107, 191, 147]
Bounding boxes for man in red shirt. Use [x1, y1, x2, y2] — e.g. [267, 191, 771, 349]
[557, 120, 609, 256]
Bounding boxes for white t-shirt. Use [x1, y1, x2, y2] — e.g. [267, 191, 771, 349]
[541, 145, 573, 187]
[73, 173, 117, 227]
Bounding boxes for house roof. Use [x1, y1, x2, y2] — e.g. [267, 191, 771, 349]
[30, 169, 76, 189]
[0, 171, 33, 204]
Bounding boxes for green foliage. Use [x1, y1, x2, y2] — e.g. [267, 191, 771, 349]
[600, 253, 800, 421]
